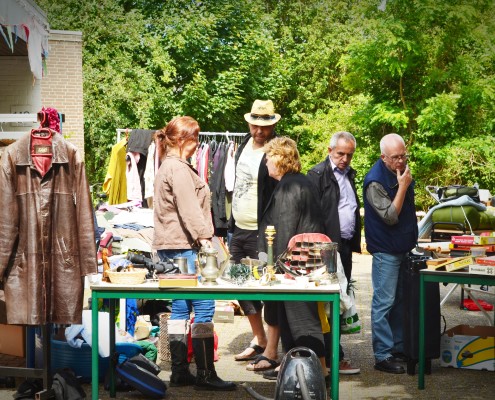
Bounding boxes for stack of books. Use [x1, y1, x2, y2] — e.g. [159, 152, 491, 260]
[468, 255, 495, 276]
[449, 234, 495, 257]
[426, 256, 473, 272]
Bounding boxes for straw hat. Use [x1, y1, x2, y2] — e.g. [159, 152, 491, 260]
[244, 99, 281, 126]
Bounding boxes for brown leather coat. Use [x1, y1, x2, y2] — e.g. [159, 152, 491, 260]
[0, 131, 97, 325]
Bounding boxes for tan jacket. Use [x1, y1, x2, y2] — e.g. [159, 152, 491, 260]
[152, 155, 213, 250]
[0, 131, 97, 325]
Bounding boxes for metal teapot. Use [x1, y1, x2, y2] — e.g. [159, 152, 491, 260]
[197, 246, 220, 285]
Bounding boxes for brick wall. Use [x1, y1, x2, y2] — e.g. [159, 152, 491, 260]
[41, 30, 84, 154]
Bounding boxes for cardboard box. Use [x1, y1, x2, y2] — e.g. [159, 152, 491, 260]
[469, 264, 495, 276]
[0, 324, 25, 357]
[158, 274, 198, 287]
[213, 302, 234, 323]
[440, 325, 495, 371]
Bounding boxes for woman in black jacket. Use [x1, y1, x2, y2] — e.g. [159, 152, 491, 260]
[254, 136, 329, 383]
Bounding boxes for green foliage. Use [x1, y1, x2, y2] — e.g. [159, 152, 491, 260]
[412, 136, 495, 209]
[37, 0, 175, 184]
[36, 0, 495, 210]
[148, 0, 284, 132]
[416, 93, 461, 143]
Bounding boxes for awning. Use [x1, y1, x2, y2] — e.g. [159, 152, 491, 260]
[0, 0, 50, 80]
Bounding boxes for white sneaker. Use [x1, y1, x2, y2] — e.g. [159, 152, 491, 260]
[338, 359, 361, 375]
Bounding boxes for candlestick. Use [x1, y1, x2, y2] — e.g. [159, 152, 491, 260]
[265, 225, 276, 281]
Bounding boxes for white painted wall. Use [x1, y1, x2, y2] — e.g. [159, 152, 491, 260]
[0, 56, 41, 132]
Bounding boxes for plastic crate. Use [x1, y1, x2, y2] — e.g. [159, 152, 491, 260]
[50, 339, 142, 382]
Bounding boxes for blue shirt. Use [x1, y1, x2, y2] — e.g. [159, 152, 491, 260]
[330, 159, 357, 240]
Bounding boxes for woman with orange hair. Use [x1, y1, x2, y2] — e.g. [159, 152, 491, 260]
[153, 116, 235, 391]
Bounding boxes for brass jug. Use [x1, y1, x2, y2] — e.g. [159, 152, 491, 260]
[197, 246, 220, 285]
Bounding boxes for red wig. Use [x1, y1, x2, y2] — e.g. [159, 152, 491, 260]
[39, 107, 60, 133]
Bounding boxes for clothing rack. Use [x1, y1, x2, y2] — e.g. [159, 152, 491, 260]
[116, 129, 246, 143]
[199, 131, 246, 137]
[199, 131, 246, 145]
[116, 128, 132, 143]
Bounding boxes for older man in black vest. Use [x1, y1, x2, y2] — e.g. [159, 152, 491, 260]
[363, 133, 418, 374]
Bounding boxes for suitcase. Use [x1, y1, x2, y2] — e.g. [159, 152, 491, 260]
[115, 359, 167, 398]
[128, 353, 161, 375]
[402, 254, 441, 375]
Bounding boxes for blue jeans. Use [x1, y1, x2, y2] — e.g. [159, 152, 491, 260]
[371, 252, 406, 362]
[157, 249, 215, 323]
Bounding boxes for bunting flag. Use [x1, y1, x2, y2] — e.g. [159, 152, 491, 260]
[0, 23, 31, 52]
[0, 25, 10, 50]
[1, 22, 48, 80]
[22, 23, 29, 41]
[13, 25, 18, 43]
[6, 25, 14, 52]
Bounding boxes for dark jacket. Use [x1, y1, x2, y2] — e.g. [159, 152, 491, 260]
[228, 133, 278, 232]
[209, 142, 229, 234]
[258, 173, 324, 257]
[0, 131, 97, 325]
[363, 159, 417, 254]
[307, 156, 361, 253]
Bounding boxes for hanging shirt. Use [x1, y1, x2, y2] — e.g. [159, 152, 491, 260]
[224, 141, 236, 192]
[232, 138, 264, 230]
[126, 151, 143, 202]
[103, 139, 128, 205]
[144, 141, 156, 200]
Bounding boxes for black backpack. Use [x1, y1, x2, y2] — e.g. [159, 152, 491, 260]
[51, 368, 86, 400]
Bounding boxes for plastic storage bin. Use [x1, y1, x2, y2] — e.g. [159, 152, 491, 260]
[50, 339, 142, 382]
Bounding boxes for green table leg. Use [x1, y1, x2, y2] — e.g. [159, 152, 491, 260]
[109, 299, 116, 397]
[331, 296, 340, 399]
[418, 273, 425, 389]
[91, 293, 99, 400]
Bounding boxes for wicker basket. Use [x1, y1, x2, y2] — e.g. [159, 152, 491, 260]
[106, 269, 147, 284]
[159, 312, 171, 361]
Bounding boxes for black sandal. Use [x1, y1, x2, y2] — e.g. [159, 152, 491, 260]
[246, 355, 279, 371]
[234, 343, 265, 361]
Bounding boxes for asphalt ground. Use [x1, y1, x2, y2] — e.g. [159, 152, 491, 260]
[1, 253, 494, 399]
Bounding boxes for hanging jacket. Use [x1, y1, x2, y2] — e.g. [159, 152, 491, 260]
[209, 142, 229, 233]
[0, 131, 97, 325]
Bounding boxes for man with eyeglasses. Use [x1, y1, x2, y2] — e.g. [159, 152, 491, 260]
[363, 133, 418, 374]
[307, 131, 361, 375]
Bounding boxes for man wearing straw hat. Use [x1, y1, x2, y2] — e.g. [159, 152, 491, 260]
[229, 100, 281, 371]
